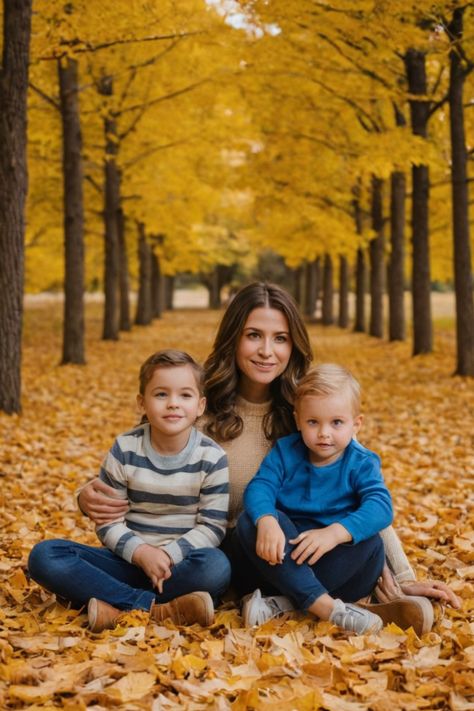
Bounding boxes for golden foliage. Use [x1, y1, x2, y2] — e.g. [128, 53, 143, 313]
[0, 298, 472, 708]
[22, 0, 474, 292]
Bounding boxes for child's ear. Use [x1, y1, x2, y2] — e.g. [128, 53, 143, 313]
[294, 409, 301, 431]
[136, 393, 145, 413]
[196, 396, 206, 419]
[353, 414, 363, 434]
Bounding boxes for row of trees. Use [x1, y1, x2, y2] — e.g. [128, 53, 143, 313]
[0, 0, 473, 414]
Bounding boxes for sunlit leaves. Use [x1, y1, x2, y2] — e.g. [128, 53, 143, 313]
[0, 298, 471, 708]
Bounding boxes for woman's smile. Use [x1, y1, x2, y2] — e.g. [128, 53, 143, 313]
[236, 307, 293, 402]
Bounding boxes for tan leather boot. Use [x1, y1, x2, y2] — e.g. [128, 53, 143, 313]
[150, 591, 214, 626]
[358, 596, 434, 636]
[88, 598, 122, 632]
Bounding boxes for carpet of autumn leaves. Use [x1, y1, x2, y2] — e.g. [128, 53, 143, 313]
[0, 297, 473, 711]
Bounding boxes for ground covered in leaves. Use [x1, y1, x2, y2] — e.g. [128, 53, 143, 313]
[0, 299, 473, 710]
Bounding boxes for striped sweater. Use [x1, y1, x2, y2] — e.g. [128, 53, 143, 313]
[96, 424, 229, 565]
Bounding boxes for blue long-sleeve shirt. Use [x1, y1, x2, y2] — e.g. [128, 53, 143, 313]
[244, 433, 393, 544]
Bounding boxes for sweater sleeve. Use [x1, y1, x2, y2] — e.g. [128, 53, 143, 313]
[161, 453, 229, 565]
[95, 439, 148, 563]
[380, 525, 417, 582]
[337, 452, 393, 544]
[243, 443, 286, 524]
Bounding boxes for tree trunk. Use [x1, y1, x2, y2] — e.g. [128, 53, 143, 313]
[304, 259, 318, 319]
[135, 222, 153, 325]
[207, 267, 221, 309]
[449, 7, 474, 376]
[294, 266, 304, 307]
[354, 249, 366, 333]
[117, 206, 131, 331]
[388, 170, 406, 341]
[352, 185, 366, 333]
[405, 49, 433, 354]
[338, 255, 349, 328]
[151, 251, 163, 318]
[58, 57, 85, 364]
[369, 176, 385, 338]
[314, 257, 321, 321]
[282, 264, 296, 302]
[165, 275, 174, 310]
[322, 254, 334, 325]
[99, 76, 120, 340]
[0, 0, 32, 413]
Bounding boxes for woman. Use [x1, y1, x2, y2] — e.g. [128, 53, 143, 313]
[79, 282, 460, 632]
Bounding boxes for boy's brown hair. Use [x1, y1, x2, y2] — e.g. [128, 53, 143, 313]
[139, 349, 204, 395]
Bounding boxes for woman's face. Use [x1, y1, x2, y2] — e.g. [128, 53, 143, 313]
[236, 307, 293, 402]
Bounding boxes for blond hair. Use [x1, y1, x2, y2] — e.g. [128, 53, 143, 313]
[295, 364, 361, 414]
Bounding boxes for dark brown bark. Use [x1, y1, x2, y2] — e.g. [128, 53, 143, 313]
[354, 249, 366, 333]
[314, 257, 321, 321]
[388, 170, 406, 341]
[117, 207, 131, 331]
[58, 57, 85, 364]
[449, 7, 474, 376]
[338, 255, 349, 328]
[283, 264, 300, 303]
[369, 176, 385, 338]
[151, 251, 163, 318]
[304, 259, 319, 319]
[135, 222, 153, 325]
[207, 267, 221, 310]
[352, 185, 366, 333]
[405, 49, 433, 354]
[99, 76, 120, 340]
[0, 0, 32, 413]
[295, 265, 305, 308]
[322, 254, 334, 325]
[165, 275, 174, 310]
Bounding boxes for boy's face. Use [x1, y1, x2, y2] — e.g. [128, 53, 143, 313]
[137, 365, 205, 441]
[294, 391, 362, 467]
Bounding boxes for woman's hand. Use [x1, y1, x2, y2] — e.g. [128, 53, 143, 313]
[78, 478, 129, 525]
[375, 564, 462, 609]
[400, 580, 462, 609]
[374, 563, 404, 602]
[256, 516, 286, 565]
[132, 544, 172, 593]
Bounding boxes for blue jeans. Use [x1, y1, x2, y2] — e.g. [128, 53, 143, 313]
[28, 539, 231, 611]
[236, 511, 385, 610]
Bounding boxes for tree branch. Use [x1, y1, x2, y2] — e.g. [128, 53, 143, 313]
[29, 82, 60, 111]
[39, 31, 203, 60]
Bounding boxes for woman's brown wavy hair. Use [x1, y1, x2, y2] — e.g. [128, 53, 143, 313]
[203, 282, 313, 443]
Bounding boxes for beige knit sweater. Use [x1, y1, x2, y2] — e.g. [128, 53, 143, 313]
[208, 396, 416, 583]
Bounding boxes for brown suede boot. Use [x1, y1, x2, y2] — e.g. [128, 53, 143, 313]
[88, 598, 122, 633]
[358, 596, 434, 637]
[150, 591, 214, 626]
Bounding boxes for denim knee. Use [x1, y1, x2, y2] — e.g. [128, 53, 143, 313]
[188, 548, 231, 596]
[28, 539, 61, 584]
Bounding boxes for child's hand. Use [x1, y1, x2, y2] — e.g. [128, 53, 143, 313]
[290, 523, 351, 565]
[132, 544, 172, 592]
[256, 516, 286, 565]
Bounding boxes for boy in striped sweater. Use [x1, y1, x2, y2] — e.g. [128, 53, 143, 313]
[28, 350, 230, 632]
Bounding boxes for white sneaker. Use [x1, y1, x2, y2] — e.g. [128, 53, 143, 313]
[242, 588, 295, 627]
[329, 598, 383, 635]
